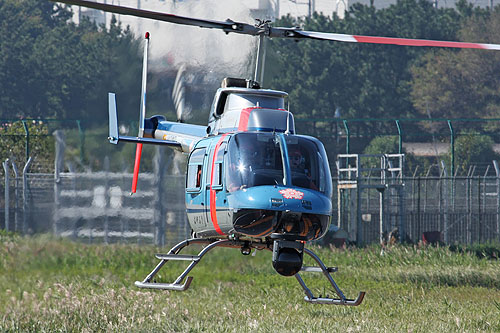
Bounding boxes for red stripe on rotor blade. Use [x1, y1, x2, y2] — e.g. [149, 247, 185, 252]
[238, 107, 260, 131]
[353, 35, 488, 49]
[131, 143, 143, 193]
[210, 134, 228, 235]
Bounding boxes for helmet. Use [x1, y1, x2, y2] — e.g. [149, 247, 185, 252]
[289, 150, 304, 169]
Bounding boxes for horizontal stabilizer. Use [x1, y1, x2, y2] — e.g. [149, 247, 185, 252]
[108, 92, 183, 149]
[157, 121, 207, 138]
[115, 135, 182, 147]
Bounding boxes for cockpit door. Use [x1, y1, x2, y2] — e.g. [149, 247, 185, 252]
[186, 146, 208, 230]
[204, 136, 227, 235]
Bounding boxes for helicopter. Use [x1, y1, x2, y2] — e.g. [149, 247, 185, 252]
[52, 0, 500, 306]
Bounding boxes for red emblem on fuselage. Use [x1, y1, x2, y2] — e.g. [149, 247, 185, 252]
[279, 188, 304, 200]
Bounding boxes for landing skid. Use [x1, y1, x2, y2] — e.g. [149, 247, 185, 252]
[135, 238, 365, 306]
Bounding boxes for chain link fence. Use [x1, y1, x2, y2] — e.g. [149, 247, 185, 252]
[336, 155, 500, 245]
[2, 151, 500, 246]
[1, 148, 188, 246]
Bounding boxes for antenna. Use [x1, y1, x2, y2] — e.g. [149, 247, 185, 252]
[131, 31, 150, 194]
[285, 111, 290, 134]
[138, 31, 150, 138]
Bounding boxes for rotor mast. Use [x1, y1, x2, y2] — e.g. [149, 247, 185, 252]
[253, 20, 272, 84]
[254, 34, 267, 84]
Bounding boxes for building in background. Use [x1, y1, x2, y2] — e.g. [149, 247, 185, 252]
[70, 0, 347, 26]
[70, 0, 496, 31]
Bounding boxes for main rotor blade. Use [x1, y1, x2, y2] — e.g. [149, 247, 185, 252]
[51, 0, 259, 35]
[272, 29, 500, 50]
[52, 0, 500, 51]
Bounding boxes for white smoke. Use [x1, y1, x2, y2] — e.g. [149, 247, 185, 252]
[117, 0, 259, 77]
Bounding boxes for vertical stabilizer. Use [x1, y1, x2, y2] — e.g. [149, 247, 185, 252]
[108, 93, 118, 144]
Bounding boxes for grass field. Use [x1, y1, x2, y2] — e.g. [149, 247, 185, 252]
[1, 232, 499, 332]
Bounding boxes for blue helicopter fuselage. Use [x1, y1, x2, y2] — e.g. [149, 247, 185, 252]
[185, 131, 333, 241]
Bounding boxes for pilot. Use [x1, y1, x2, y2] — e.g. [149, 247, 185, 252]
[289, 150, 305, 170]
[239, 139, 265, 170]
[226, 139, 255, 192]
[289, 149, 318, 190]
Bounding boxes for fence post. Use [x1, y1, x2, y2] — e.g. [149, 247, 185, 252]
[343, 120, 350, 154]
[477, 175, 481, 243]
[154, 146, 166, 247]
[53, 130, 65, 236]
[395, 120, 403, 154]
[76, 120, 85, 164]
[104, 156, 110, 244]
[417, 176, 421, 242]
[377, 187, 385, 245]
[493, 160, 500, 241]
[467, 176, 472, 244]
[448, 121, 454, 177]
[22, 120, 30, 162]
[356, 181, 362, 245]
[11, 161, 19, 232]
[440, 161, 449, 244]
[22, 157, 32, 234]
[398, 185, 405, 243]
[3, 159, 9, 231]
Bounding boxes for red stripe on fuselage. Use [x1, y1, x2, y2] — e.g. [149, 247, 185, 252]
[209, 134, 228, 235]
[238, 107, 261, 131]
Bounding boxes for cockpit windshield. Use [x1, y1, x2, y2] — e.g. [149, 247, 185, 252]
[226, 133, 284, 192]
[226, 133, 332, 197]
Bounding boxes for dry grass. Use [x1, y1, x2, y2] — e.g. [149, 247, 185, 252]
[1, 232, 499, 332]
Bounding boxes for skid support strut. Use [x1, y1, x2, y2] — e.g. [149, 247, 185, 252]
[135, 238, 364, 306]
[295, 248, 365, 306]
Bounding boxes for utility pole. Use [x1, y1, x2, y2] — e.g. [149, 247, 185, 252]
[307, 0, 315, 18]
[286, 0, 314, 18]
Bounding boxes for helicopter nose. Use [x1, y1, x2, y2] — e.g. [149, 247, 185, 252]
[228, 185, 331, 215]
[270, 187, 331, 215]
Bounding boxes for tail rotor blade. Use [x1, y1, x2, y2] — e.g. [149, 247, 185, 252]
[131, 143, 143, 194]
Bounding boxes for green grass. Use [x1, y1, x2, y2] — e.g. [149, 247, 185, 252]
[1, 232, 499, 332]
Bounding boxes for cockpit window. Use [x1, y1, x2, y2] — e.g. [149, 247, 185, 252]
[225, 94, 285, 111]
[226, 133, 284, 192]
[285, 136, 332, 197]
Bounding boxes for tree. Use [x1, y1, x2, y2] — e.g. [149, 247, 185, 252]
[0, 0, 142, 125]
[267, 0, 463, 136]
[411, 6, 500, 122]
[449, 132, 497, 175]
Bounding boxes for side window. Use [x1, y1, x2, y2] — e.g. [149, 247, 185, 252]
[207, 143, 226, 188]
[187, 148, 206, 190]
[213, 143, 226, 187]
